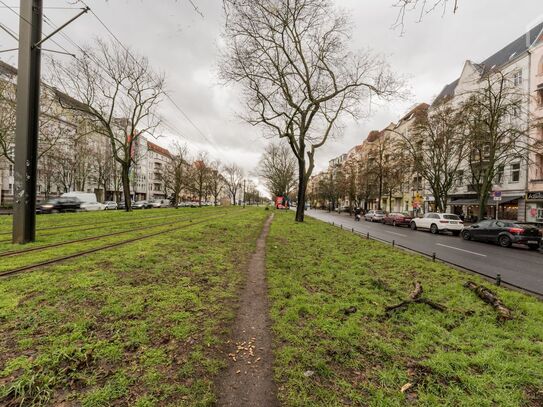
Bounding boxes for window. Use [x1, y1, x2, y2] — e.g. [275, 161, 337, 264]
[537, 88, 543, 107]
[538, 56, 543, 75]
[455, 170, 464, 186]
[510, 163, 520, 183]
[494, 165, 504, 184]
[535, 153, 543, 179]
[513, 70, 523, 86]
[8, 165, 13, 176]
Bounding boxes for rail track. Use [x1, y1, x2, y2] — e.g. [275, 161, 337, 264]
[0, 211, 230, 278]
[0, 212, 225, 258]
[0, 210, 212, 242]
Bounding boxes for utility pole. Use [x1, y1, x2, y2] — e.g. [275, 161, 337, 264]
[12, 0, 43, 244]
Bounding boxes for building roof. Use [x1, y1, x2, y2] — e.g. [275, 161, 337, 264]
[0, 60, 17, 77]
[433, 22, 543, 106]
[147, 140, 171, 158]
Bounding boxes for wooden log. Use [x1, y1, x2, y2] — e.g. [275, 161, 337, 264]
[385, 282, 446, 316]
[464, 281, 512, 321]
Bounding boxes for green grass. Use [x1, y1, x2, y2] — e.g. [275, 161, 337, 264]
[0, 206, 267, 406]
[267, 212, 543, 407]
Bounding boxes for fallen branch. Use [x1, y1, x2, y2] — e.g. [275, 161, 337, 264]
[385, 281, 446, 316]
[464, 281, 513, 322]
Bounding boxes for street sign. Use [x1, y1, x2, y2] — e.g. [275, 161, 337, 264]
[494, 196, 502, 201]
[493, 191, 502, 201]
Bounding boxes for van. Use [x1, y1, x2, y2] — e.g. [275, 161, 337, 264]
[61, 191, 98, 204]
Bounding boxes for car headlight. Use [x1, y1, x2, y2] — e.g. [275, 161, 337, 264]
[42, 205, 53, 209]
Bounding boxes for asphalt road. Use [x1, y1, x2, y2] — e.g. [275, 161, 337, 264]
[305, 209, 543, 296]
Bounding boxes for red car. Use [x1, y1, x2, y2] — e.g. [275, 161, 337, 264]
[382, 212, 413, 227]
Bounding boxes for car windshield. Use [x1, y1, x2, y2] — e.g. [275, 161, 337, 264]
[443, 214, 460, 220]
[375, 211, 384, 214]
[400, 212, 410, 216]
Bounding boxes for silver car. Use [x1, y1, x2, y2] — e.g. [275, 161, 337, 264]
[364, 210, 385, 222]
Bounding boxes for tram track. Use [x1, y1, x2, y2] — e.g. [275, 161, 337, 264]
[0, 211, 231, 278]
[0, 211, 227, 258]
[0, 210, 213, 242]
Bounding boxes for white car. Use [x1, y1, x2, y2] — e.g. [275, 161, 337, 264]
[80, 202, 106, 211]
[104, 201, 118, 210]
[410, 213, 464, 235]
[364, 210, 385, 222]
[149, 200, 162, 208]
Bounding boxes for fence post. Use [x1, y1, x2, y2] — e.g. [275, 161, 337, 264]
[366, 232, 370, 240]
[340, 224, 343, 230]
[392, 240, 395, 248]
[432, 252, 436, 262]
[496, 274, 501, 286]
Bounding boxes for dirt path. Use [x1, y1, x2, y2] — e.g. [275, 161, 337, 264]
[216, 214, 279, 407]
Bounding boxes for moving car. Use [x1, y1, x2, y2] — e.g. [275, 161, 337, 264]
[462, 220, 542, 250]
[61, 191, 98, 204]
[80, 201, 106, 211]
[410, 212, 463, 235]
[38, 197, 81, 214]
[364, 210, 385, 222]
[382, 212, 413, 227]
[133, 200, 153, 209]
[335, 205, 350, 213]
[104, 201, 118, 210]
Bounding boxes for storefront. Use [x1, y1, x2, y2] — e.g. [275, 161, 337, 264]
[525, 191, 543, 224]
[448, 195, 523, 222]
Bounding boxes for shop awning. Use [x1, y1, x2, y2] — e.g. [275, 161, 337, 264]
[449, 195, 523, 206]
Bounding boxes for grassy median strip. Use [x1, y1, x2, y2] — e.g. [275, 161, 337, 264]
[267, 211, 543, 407]
[0, 207, 267, 406]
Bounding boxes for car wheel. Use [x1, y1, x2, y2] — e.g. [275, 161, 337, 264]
[462, 230, 472, 240]
[410, 222, 417, 231]
[51, 209, 59, 214]
[498, 235, 512, 248]
[430, 224, 439, 234]
[392, 220, 396, 227]
[528, 244, 540, 251]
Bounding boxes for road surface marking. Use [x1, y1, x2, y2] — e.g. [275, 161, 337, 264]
[436, 243, 487, 257]
[385, 231, 407, 237]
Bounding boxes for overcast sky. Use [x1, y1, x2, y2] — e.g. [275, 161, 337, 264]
[1, 0, 542, 192]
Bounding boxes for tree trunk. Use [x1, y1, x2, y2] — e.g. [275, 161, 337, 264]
[295, 159, 306, 222]
[121, 165, 132, 211]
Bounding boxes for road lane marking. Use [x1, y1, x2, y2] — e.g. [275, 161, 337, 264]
[436, 243, 487, 257]
[385, 231, 407, 237]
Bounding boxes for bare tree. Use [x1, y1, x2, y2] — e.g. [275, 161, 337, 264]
[189, 152, 210, 206]
[221, 0, 400, 222]
[398, 103, 468, 212]
[463, 72, 537, 220]
[208, 161, 225, 205]
[50, 38, 165, 211]
[392, 0, 458, 34]
[258, 141, 297, 199]
[224, 163, 244, 205]
[163, 142, 189, 206]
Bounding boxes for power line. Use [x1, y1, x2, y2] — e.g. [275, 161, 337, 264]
[75, 0, 220, 152]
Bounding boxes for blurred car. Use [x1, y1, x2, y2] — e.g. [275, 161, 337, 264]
[382, 212, 413, 227]
[149, 200, 163, 208]
[364, 209, 385, 222]
[104, 201, 118, 210]
[410, 213, 463, 235]
[335, 205, 350, 213]
[462, 220, 542, 250]
[38, 197, 81, 214]
[117, 201, 126, 210]
[80, 201, 106, 211]
[133, 200, 153, 209]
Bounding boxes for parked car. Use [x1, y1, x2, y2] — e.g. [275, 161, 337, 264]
[133, 200, 153, 209]
[382, 212, 413, 227]
[38, 197, 81, 214]
[104, 201, 118, 210]
[462, 220, 542, 250]
[364, 210, 385, 222]
[80, 201, 106, 211]
[410, 212, 463, 235]
[149, 200, 163, 208]
[117, 201, 126, 210]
